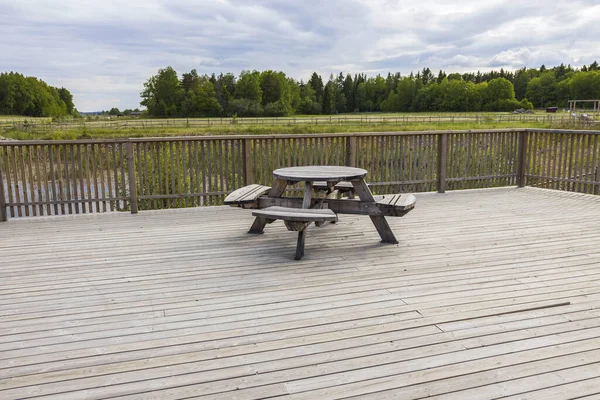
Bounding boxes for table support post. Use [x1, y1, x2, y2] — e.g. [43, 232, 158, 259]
[351, 179, 398, 244]
[302, 181, 313, 208]
[295, 181, 314, 260]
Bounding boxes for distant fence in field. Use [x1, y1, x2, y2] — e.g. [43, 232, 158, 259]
[1, 128, 599, 221]
[1, 114, 597, 134]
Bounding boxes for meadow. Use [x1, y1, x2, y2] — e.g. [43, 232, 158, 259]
[1, 111, 594, 141]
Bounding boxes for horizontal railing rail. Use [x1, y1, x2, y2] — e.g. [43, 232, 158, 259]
[1, 128, 599, 221]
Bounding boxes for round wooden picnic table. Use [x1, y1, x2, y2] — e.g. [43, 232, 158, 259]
[248, 165, 398, 259]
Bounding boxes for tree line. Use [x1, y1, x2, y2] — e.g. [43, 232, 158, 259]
[0, 72, 76, 118]
[140, 62, 600, 118]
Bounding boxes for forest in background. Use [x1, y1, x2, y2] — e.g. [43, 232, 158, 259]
[140, 62, 600, 118]
[0, 72, 76, 118]
[2, 62, 600, 119]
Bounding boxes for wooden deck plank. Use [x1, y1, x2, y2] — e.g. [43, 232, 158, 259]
[1, 187, 599, 399]
[2, 273, 597, 343]
[1, 255, 597, 322]
[3, 311, 600, 397]
[500, 379, 600, 400]
[342, 356, 600, 400]
[2, 243, 597, 309]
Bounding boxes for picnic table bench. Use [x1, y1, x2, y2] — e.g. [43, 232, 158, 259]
[224, 166, 416, 259]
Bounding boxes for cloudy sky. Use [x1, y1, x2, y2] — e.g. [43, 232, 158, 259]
[2, 0, 599, 111]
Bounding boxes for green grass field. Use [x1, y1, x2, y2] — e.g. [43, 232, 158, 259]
[0, 115, 53, 123]
[0, 121, 554, 140]
[1, 111, 595, 140]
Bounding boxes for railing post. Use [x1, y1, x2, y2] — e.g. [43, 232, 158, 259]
[346, 136, 357, 167]
[243, 138, 253, 185]
[595, 165, 600, 196]
[437, 133, 448, 193]
[126, 141, 138, 214]
[516, 130, 528, 188]
[0, 157, 7, 222]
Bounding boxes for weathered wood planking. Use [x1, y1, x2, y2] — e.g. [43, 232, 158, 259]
[1, 188, 600, 398]
[252, 206, 337, 223]
[224, 184, 271, 206]
[273, 166, 367, 182]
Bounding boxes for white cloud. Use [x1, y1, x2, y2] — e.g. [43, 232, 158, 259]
[1, 0, 599, 111]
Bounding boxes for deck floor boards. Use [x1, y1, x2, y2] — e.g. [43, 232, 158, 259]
[1, 187, 599, 399]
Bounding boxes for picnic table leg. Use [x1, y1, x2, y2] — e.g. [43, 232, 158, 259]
[351, 179, 399, 244]
[294, 181, 314, 260]
[295, 230, 306, 260]
[248, 178, 288, 233]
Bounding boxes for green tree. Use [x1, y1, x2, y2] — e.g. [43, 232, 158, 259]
[0, 72, 73, 117]
[322, 81, 335, 114]
[140, 66, 182, 117]
[421, 67, 435, 85]
[512, 68, 531, 100]
[570, 71, 600, 102]
[342, 74, 354, 112]
[365, 75, 387, 111]
[260, 70, 292, 114]
[354, 83, 368, 112]
[235, 70, 262, 103]
[483, 78, 516, 110]
[441, 79, 476, 111]
[298, 82, 321, 114]
[395, 77, 418, 112]
[436, 70, 447, 84]
[555, 78, 572, 107]
[181, 69, 200, 92]
[214, 73, 236, 111]
[228, 98, 263, 117]
[380, 91, 400, 112]
[180, 73, 222, 117]
[57, 88, 75, 115]
[526, 72, 558, 108]
[308, 72, 324, 103]
[412, 83, 437, 111]
[288, 78, 302, 113]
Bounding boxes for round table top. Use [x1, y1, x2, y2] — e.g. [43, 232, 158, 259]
[273, 166, 367, 181]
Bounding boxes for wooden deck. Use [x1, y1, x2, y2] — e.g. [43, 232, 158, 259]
[1, 187, 600, 399]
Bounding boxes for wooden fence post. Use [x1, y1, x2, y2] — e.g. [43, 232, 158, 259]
[516, 130, 528, 188]
[437, 133, 448, 193]
[346, 136, 357, 167]
[243, 139, 253, 185]
[126, 142, 138, 214]
[0, 157, 7, 222]
[595, 165, 600, 196]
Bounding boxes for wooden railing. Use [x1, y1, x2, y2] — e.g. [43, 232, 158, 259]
[1, 129, 599, 221]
